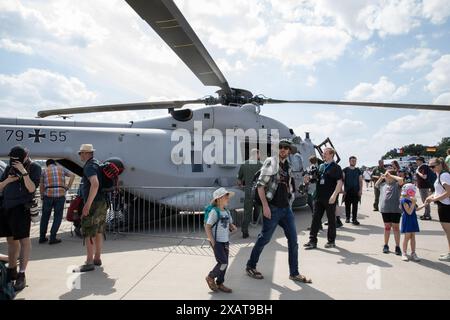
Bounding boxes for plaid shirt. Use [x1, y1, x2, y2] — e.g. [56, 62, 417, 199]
[41, 164, 71, 198]
[257, 156, 293, 201]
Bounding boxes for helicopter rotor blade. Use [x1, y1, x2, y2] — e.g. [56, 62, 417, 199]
[126, 0, 232, 95]
[37, 99, 207, 118]
[262, 99, 450, 112]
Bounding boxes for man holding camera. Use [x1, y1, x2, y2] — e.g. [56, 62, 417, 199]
[0, 145, 41, 291]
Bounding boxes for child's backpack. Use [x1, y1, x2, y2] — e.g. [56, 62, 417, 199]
[99, 158, 125, 192]
[0, 262, 15, 300]
[203, 204, 230, 240]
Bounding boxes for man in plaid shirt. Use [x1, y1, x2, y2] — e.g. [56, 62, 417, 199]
[39, 159, 75, 244]
[246, 139, 312, 283]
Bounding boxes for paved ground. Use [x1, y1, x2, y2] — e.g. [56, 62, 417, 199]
[1, 187, 449, 300]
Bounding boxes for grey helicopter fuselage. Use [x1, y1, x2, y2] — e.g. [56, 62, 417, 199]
[0, 103, 314, 210]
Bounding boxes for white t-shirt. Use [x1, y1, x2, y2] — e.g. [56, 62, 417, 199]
[434, 172, 450, 205]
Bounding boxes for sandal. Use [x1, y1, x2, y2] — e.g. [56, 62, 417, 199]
[289, 274, 312, 283]
[246, 267, 264, 279]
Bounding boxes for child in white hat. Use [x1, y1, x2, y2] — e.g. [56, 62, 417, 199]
[204, 187, 237, 293]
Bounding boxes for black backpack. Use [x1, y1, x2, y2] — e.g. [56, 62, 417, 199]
[0, 262, 15, 300]
[99, 158, 124, 192]
[250, 169, 262, 205]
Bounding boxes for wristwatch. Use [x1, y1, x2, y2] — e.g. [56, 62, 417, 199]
[22, 172, 29, 176]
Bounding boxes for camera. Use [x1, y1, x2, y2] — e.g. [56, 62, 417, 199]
[303, 165, 319, 184]
[9, 158, 23, 177]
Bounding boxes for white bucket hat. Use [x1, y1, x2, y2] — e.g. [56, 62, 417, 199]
[211, 187, 235, 204]
[78, 144, 96, 154]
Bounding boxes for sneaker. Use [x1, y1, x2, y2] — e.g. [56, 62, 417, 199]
[289, 274, 312, 283]
[7, 267, 18, 282]
[38, 237, 48, 244]
[14, 272, 26, 291]
[395, 246, 402, 256]
[217, 283, 232, 293]
[401, 254, 409, 261]
[373, 208, 379, 212]
[352, 220, 360, 226]
[49, 238, 62, 245]
[242, 232, 249, 239]
[303, 242, 317, 250]
[246, 267, 264, 279]
[438, 253, 450, 262]
[336, 218, 343, 228]
[205, 276, 218, 291]
[324, 242, 336, 248]
[94, 259, 102, 266]
[410, 252, 421, 262]
[383, 245, 389, 254]
[420, 215, 432, 221]
[73, 263, 95, 273]
[345, 218, 351, 223]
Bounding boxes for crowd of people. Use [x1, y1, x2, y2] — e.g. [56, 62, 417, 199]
[0, 144, 108, 295]
[205, 145, 450, 293]
[1, 143, 449, 296]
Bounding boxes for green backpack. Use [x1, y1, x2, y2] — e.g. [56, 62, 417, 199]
[203, 204, 230, 240]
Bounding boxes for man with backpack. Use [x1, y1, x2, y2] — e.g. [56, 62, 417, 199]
[416, 156, 436, 220]
[245, 139, 311, 283]
[237, 148, 262, 239]
[73, 144, 108, 272]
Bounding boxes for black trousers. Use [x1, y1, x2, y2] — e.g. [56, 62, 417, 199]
[344, 192, 359, 221]
[309, 199, 336, 244]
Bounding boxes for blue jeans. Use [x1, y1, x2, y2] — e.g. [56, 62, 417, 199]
[247, 206, 299, 277]
[209, 242, 229, 285]
[40, 196, 66, 241]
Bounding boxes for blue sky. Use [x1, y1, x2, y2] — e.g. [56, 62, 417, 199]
[0, 0, 449, 166]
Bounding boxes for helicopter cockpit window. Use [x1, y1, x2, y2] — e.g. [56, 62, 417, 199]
[171, 109, 193, 122]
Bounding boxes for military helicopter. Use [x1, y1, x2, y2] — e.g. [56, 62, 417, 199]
[1, 0, 449, 216]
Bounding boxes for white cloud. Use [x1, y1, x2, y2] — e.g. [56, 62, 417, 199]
[0, 38, 33, 55]
[425, 54, 450, 95]
[306, 75, 317, 87]
[392, 47, 439, 70]
[346, 77, 409, 101]
[434, 92, 450, 104]
[0, 68, 96, 117]
[373, 111, 450, 150]
[422, 0, 450, 24]
[263, 24, 351, 67]
[362, 43, 377, 59]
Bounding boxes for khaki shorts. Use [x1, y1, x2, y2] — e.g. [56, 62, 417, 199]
[81, 201, 108, 238]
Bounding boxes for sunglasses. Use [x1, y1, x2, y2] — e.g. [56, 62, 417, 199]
[429, 164, 438, 168]
[279, 145, 290, 150]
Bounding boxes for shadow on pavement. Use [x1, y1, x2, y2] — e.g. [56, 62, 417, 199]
[59, 269, 117, 300]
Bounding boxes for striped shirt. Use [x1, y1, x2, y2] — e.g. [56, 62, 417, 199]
[41, 164, 71, 198]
